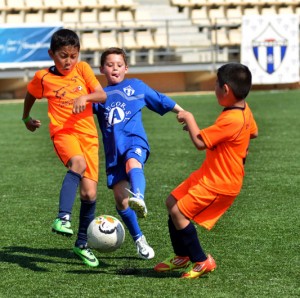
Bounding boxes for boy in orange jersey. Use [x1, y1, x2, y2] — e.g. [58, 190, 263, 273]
[22, 29, 107, 267]
[154, 63, 258, 279]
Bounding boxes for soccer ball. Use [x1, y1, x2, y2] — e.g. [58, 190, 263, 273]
[87, 215, 125, 253]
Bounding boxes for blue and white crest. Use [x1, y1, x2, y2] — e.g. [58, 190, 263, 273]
[252, 23, 287, 75]
[123, 85, 135, 96]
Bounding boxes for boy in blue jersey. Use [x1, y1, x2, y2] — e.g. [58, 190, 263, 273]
[93, 47, 184, 259]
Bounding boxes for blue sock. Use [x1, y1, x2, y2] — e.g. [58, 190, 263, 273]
[75, 200, 96, 247]
[178, 222, 207, 262]
[127, 168, 145, 199]
[117, 207, 142, 241]
[58, 170, 81, 220]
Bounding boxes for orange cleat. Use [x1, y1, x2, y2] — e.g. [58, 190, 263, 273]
[181, 254, 216, 279]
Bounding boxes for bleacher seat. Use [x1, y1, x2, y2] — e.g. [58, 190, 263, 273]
[208, 6, 226, 25]
[119, 30, 138, 49]
[278, 6, 294, 14]
[0, 0, 6, 10]
[62, 10, 80, 28]
[6, 0, 26, 10]
[61, 0, 82, 9]
[228, 28, 241, 45]
[6, 12, 24, 23]
[79, 9, 99, 29]
[25, 11, 43, 23]
[25, 0, 45, 10]
[261, 6, 277, 15]
[99, 31, 119, 49]
[99, 10, 117, 28]
[46, 0, 62, 9]
[190, 7, 210, 27]
[80, 0, 99, 9]
[99, 0, 117, 9]
[136, 30, 156, 48]
[226, 6, 242, 25]
[211, 28, 229, 46]
[222, 0, 244, 4]
[117, 10, 136, 28]
[135, 10, 155, 28]
[171, 0, 190, 8]
[243, 6, 260, 16]
[44, 10, 62, 24]
[190, 0, 208, 6]
[116, 0, 136, 9]
[81, 32, 101, 50]
[249, 0, 263, 4]
[154, 28, 168, 48]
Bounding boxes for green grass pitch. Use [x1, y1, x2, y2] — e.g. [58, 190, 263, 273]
[0, 89, 299, 297]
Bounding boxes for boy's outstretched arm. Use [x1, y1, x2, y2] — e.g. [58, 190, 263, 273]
[73, 84, 107, 114]
[177, 110, 206, 150]
[22, 92, 41, 132]
[172, 103, 184, 113]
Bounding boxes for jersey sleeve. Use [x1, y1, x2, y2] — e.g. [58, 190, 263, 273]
[143, 82, 176, 115]
[250, 114, 258, 135]
[27, 71, 45, 99]
[77, 61, 100, 93]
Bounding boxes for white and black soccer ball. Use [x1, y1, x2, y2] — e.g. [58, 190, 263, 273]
[87, 215, 125, 253]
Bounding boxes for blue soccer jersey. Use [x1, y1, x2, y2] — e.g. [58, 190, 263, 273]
[93, 78, 176, 169]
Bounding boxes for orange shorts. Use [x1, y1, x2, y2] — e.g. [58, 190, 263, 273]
[171, 173, 236, 230]
[52, 131, 99, 182]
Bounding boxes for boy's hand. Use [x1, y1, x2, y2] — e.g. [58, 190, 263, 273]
[73, 96, 87, 114]
[177, 110, 192, 124]
[24, 118, 41, 132]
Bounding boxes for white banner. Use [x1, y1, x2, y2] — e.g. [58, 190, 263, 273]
[241, 14, 299, 84]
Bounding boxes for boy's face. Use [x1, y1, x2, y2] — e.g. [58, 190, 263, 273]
[48, 46, 79, 76]
[100, 54, 128, 85]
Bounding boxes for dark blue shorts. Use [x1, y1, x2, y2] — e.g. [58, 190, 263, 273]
[106, 146, 149, 189]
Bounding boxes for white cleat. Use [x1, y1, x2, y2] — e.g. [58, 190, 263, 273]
[135, 235, 155, 260]
[129, 196, 148, 218]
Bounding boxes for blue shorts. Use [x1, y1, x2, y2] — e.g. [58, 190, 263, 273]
[106, 146, 149, 189]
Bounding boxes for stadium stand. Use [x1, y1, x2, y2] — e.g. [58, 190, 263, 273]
[1, 0, 298, 66]
[0, 0, 299, 97]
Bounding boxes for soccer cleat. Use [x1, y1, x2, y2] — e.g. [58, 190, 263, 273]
[51, 218, 73, 236]
[135, 235, 155, 260]
[180, 254, 216, 279]
[129, 197, 148, 218]
[73, 245, 99, 267]
[154, 254, 190, 272]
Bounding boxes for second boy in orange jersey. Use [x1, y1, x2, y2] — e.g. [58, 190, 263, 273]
[22, 29, 107, 267]
[154, 63, 258, 279]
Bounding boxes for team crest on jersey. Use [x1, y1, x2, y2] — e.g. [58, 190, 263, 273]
[252, 23, 287, 75]
[123, 85, 135, 96]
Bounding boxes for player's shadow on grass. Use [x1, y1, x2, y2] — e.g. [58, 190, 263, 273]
[116, 267, 181, 278]
[1, 246, 109, 272]
[1, 246, 145, 273]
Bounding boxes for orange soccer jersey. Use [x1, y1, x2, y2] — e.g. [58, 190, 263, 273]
[27, 61, 99, 138]
[27, 61, 101, 181]
[172, 103, 258, 229]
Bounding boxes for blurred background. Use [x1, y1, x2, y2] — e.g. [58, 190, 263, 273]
[0, 0, 299, 98]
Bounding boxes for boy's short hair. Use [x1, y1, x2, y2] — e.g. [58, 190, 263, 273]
[217, 63, 252, 100]
[100, 47, 128, 67]
[50, 29, 80, 53]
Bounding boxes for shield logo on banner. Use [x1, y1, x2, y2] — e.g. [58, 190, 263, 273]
[252, 23, 287, 74]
